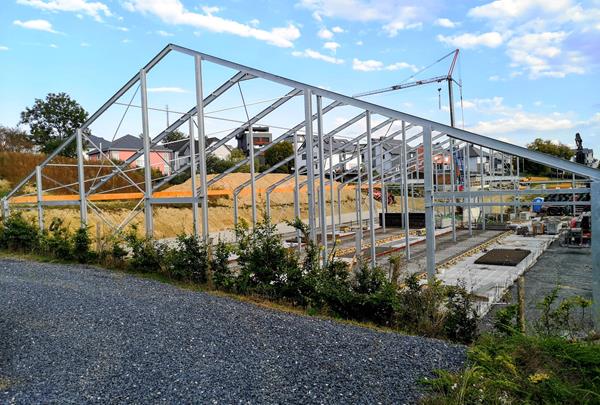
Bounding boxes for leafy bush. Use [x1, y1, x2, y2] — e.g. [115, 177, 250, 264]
[211, 239, 234, 291]
[535, 286, 592, 338]
[71, 226, 92, 263]
[0, 213, 39, 252]
[397, 274, 448, 338]
[42, 218, 73, 261]
[444, 283, 479, 344]
[493, 304, 520, 337]
[124, 230, 165, 274]
[234, 217, 298, 298]
[165, 234, 209, 283]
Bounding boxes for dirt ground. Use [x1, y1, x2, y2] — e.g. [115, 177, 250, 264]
[20, 173, 428, 238]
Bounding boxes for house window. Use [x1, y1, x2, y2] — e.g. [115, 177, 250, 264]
[136, 157, 145, 168]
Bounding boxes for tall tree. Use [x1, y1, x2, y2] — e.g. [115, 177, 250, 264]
[525, 138, 575, 176]
[264, 141, 294, 173]
[20, 92, 89, 157]
[163, 130, 186, 144]
[0, 126, 33, 152]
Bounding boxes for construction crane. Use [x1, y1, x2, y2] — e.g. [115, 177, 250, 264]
[353, 49, 461, 128]
[353, 49, 464, 188]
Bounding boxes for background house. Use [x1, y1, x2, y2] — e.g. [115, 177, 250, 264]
[87, 134, 173, 175]
[167, 137, 232, 171]
[236, 126, 272, 154]
[296, 135, 359, 175]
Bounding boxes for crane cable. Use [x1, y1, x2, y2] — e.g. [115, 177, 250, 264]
[398, 49, 457, 86]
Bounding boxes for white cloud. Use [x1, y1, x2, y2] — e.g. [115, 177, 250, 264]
[115, 26, 129, 32]
[317, 27, 333, 39]
[506, 31, 585, 78]
[355, 40, 363, 46]
[469, 112, 574, 134]
[121, 38, 131, 43]
[202, 6, 220, 14]
[465, 0, 600, 79]
[352, 58, 417, 72]
[148, 87, 188, 93]
[123, 0, 300, 48]
[80, 42, 90, 47]
[437, 32, 503, 49]
[49, 43, 58, 48]
[16, 0, 112, 22]
[299, 0, 424, 37]
[331, 26, 345, 33]
[292, 49, 344, 64]
[0, 46, 9, 51]
[461, 96, 576, 134]
[156, 30, 173, 37]
[488, 75, 500, 81]
[13, 19, 58, 33]
[468, 0, 570, 21]
[249, 18, 260, 27]
[323, 41, 340, 52]
[434, 18, 458, 28]
[382, 21, 421, 37]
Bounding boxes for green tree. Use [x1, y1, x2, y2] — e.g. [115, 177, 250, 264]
[264, 141, 293, 173]
[0, 126, 33, 152]
[525, 138, 574, 176]
[163, 130, 186, 144]
[20, 92, 89, 157]
[229, 148, 251, 172]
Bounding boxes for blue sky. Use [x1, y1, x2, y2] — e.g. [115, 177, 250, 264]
[0, 0, 599, 153]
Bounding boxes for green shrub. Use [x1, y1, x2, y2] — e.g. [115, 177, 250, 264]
[0, 212, 39, 252]
[397, 274, 447, 338]
[165, 234, 209, 283]
[444, 283, 479, 344]
[71, 226, 92, 263]
[234, 217, 298, 297]
[43, 218, 73, 260]
[124, 229, 165, 273]
[211, 239, 234, 290]
[494, 304, 520, 337]
[535, 286, 592, 338]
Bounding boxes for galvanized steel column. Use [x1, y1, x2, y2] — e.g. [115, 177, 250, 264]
[140, 68, 153, 237]
[316, 96, 328, 265]
[401, 121, 411, 259]
[480, 145, 485, 230]
[365, 111, 377, 267]
[76, 128, 88, 227]
[188, 118, 200, 237]
[293, 129, 301, 245]
[248, 126, 257, 227]
[380, 142, 387, 233]
[423, 125, 436, 279]
[35, 165, 43, 231]
[194, 55, 209, 239]
[355, 143, 363, 257]
[465, 144, 472, 236]
[328, 126, 336, 242]
[304, 88, 316, 242]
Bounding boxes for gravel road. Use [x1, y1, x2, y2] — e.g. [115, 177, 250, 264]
[0, 258, 465, 403]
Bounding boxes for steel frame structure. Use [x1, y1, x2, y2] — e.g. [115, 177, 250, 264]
[3, 43, 599, 325]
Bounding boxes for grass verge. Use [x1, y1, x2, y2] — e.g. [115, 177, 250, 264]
[421, 333, 600, 404]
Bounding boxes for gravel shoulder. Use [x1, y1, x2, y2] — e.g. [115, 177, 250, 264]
[0, 258, 465, 403]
